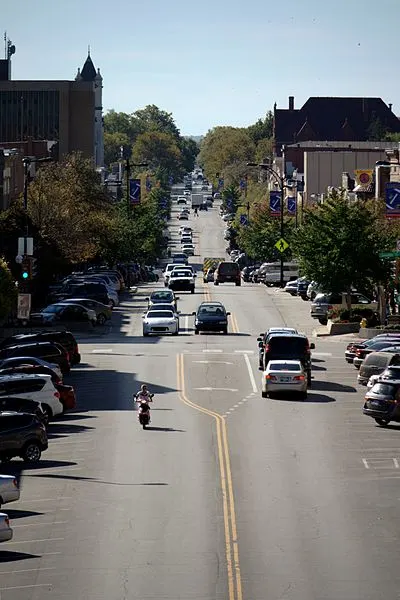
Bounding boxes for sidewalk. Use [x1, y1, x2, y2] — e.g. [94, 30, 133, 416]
[263, 285, 362, 343]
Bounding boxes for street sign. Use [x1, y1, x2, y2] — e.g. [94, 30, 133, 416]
[17, 293, 31, 321]
[275, 238, 289, 252]
[379, 251, 400, 259]
[240, 215, 248, 226]
[129, 179, 141, 204]
[270, 191, 281, 215]
[18, 237, 33, 256]
[385, 183, 400, 217]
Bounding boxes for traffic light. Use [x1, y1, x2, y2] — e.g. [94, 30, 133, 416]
[21, 257, 31, 280]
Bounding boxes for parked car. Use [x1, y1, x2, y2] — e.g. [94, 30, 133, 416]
[55, 383, 76, 411]
[358, 351, 400, 386]
[30, 303, 97, 326]
[261, 359, 308, 399]
[0, 364, 62, 384]
[214, 261, 241, 286]
[307, 281, 322, 301]
[0, 397, 48, 426]
[203, 268, 215, 283]
[142, 309, 179, 337]
[0, 373, 64, 418]
[0, 342, 70, 374]
[193, 302, 230, 334]
[0, 512, 12, 543]
[283, 280, 299, 295]
[0, 474, 20, 507]
[0, 331, 80, 366]
[296, 278, 310, 300]
[352, 340, 400, 369]
[366, 365, 400, 390]
[0, 356, 63, 381]
[310, 292, 377, 325]
[60, 298, 112, 325]
[363, 381, 400, 426]
[0, 411, 48, 463]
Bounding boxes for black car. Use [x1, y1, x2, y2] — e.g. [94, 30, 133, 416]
[193, 302, 230, 334]
[297, 278, 310, 300]
[0, 397, 48, 426]
[363, 381, 400, 427]
[49, 282, 111, 307]
[0, 411, 48, 463]
[0, 341, 70, 374]
[199, 202, 208, 211]
[257, 333, 315, 385]
[30, 303, 96, 326]
[0, 331, 80, 365]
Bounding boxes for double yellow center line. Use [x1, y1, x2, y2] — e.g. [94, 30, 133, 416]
[177, 354, 243, 600]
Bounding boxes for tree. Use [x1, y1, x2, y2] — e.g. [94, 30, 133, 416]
[255, 138, 273, 163]
[366, 115, 387, 141]
[104, 131, 130, 167]
[132, 131, 183, 180]
[198, 127, 256, 180]
[0, 257, 17, 324]
[292, 192, 398, 297]
[247, 111, 273, 143]
[133, 105, 180, 140]
[179, 137, 199, 173]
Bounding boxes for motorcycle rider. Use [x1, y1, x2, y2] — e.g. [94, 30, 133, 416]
[134, 384, 153, 420]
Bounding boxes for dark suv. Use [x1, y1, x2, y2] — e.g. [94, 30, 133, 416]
[0, 412, 48, 463]
[0, 341, 70, 374]
[0, 331, 80, 365]
[214, 262, 241, 286]
[257, 333, 315, 385]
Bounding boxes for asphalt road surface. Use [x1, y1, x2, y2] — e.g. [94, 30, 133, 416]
[1, 199, 400, 600]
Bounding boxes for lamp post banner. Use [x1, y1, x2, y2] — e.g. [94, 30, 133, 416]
[129, 179, 141, 204]
[269, 190, 281, 215]
[287, 196, 296, 215]
[386, 182, 400, 217]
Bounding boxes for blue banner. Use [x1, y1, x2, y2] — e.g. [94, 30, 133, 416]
[218, 178, 224, 190]
[269, 191, 281, 215]
[386, 183, 400, 217]
[239, 178, 247, 191]
[168, 175, 174, 185]
[129, 178, 141, 204]
[287, 196, 296, 215]
[146, 176, 152, 192]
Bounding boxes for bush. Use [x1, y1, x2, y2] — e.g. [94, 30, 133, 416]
[328, 306, 380, 327]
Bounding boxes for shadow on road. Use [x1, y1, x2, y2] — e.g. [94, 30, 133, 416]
[28, 472, 169, 486]
[0, 551, 41, 563]
[145, 426, 185, 432]
[311, 381, 357, 393]
[6, 509, 44, 520]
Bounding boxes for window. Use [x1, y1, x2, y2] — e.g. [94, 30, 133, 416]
[0, 378, 45, 395]
[269, 337, 308, 354]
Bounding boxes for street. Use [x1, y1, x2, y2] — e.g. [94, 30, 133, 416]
[1, 200, 400, 600]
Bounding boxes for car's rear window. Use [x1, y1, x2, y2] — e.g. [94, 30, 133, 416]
[269, 362, 301, 371]
[171, 271, 191, 277]
[198, 306, 226, 316]
[218, 262, 239, 275]
[268, 337, 308, 354]
[151, 292, 173, 301]
[363, 353, 394, 367]
[383, 367, 400, 378]
[370, 383, 398, 397]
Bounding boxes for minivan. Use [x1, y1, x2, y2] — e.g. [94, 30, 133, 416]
[214, 262, 241, 286]
[358, 352, 400, 386]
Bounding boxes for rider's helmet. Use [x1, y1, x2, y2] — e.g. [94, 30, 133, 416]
[141, 384, 148, 393]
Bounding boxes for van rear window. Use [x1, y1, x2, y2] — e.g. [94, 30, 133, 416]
[218, 262, 239, 274]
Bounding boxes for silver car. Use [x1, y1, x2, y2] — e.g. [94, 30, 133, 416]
[0, 513, 12, 543]
[261, 359, 308, 399]
[142, 310, 179, 336]
[0, 475, 20, 507]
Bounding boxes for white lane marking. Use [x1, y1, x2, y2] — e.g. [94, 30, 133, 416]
[312, 352, 333, 357]
[244, 353, 258, 393]
[91, 349, 113, 353]
[192, 360, 234, 365]
[203, 349, 223, 353]
[7, 537, 65, 544]
[194, 387, 238, 392]
[13, 521, 68, 528]
[0, 567, 56, 574]
[0, 584, 52, 591]
[234, 350, 254, 354]
[362, 458, 370, 469]
[393, 458, 400, 469]
[21, 497, 73, 502]
[184, 316, 189, 333]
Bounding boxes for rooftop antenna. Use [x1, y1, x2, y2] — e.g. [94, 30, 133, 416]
[88, 44, 90, 56]
[4, 31, 6, 59]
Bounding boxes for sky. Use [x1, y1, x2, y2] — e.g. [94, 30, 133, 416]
[2, 0, 399, 136]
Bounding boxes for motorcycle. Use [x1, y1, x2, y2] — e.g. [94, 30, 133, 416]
[136, 393, 154, 429]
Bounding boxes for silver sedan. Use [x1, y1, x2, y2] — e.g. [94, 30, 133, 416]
[0, 475, 20, 507]
[0, 513, 12, 543]
[261, 359, 308, 399]
[142, 310, 179, 336]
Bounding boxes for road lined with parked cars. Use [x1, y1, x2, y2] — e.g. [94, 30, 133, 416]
[1, 171, 400, 599]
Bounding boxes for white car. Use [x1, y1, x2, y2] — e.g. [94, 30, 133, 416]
[181, 244, 195, 256]
[179, 226, 192, 235]
[168, 268, 195, 294]
[0, 513, 12, 543]
[142, 310, 179, 336]
[163, 263, 180, 286]
[261, 359, 308, 399]
[0, 475, 20, 507]
[0, 373, 64, 418]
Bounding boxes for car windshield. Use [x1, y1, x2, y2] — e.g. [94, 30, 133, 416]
[269, 362, 302, 371]
[199, 306, 225, 316]
[42, 305, 64, 314]
[151, 293, 173, 301]
[147, 311, 174, 319]
[269, 337, 308, 354]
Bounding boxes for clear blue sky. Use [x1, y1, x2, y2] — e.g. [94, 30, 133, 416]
[3, 0, 398, 136]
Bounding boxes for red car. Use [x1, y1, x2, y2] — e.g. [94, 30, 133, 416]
[55, 383, 76, 411]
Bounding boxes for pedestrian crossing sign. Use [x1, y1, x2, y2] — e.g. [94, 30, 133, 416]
[275, 238, 289, 252]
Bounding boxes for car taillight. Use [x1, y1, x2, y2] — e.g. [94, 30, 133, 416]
[12, 478, 18, 488]
[265, 374, 277, 381]
[54, 391, 60, 398]
[355, 349, 363, 357]
[294, 375, 305, 381]
[4, 516, 9, 526]
[264, 343, 270, 352]
[66, 352, 70, 362]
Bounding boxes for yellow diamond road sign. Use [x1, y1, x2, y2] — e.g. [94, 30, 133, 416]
[275, 238, 289, 252]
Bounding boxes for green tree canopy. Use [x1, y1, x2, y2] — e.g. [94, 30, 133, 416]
[133, 104, 180, 140]
[132, 131, 183, 180]
[0, 257, 17, 324]
[198, 126, 256, 180]
[246, 111, 273, 143]
[292, 192, 399, 294]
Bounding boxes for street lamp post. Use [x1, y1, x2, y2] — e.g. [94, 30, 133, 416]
[248, 161, 286, 287]
[124, 158, 149, 209]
